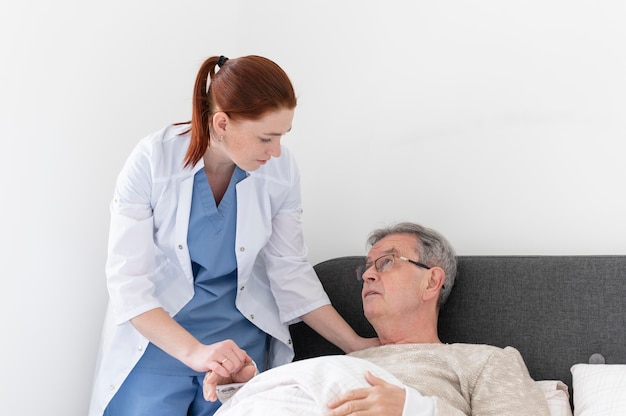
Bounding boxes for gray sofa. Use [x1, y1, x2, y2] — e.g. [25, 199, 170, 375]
[290, 255, 626, 408]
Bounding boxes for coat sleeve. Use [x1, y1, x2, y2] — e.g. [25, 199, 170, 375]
[106, 141, 162, 324]
[260, 150, 330, 325]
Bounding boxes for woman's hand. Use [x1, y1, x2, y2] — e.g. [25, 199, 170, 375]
[300, 305, 382, 353]
[327, 371, 405, 416]
[203, 359, 257, 402]
[130, 309, 252, 377]
[355, 336, 381, 351]
[186, 339, 250, 375]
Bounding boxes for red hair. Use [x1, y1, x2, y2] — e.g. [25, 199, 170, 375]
[179, 55, 297, 168]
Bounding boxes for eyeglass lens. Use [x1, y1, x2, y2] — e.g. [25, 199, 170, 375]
[356, 254, 395, 281]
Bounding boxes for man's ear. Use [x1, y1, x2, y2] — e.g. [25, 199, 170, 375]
[212, 111, 229, 137]
[423, 267, 445, 302]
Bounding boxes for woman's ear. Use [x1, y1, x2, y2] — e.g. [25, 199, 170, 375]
[212, 111, 229, 137]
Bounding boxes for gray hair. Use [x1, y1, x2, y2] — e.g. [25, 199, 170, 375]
[366, 222, 457, 308]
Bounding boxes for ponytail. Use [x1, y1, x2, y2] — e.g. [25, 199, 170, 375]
[181, 56, 220, 168]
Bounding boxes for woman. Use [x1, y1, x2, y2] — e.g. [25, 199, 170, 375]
[88, 55, 377, 416]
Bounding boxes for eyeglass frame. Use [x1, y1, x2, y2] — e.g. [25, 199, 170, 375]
[355, 253, 431, 282]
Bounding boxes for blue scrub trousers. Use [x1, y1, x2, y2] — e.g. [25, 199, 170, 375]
[104, 368, 221, 416]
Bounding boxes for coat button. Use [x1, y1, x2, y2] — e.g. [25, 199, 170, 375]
[109, 384, 116, 391]
[178, 244, 183, 250]
[240, 286, 245, 291]
[288, 339, 292, 345]
[239, 247, 245, 252]
[250, 314, 254, 320]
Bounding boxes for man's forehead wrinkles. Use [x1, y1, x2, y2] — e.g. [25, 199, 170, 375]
[366, 246, 399, 262]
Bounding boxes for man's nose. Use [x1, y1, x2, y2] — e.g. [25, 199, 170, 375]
[362, 266, 379, 282]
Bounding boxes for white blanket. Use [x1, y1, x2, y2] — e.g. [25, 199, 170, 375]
[214, 355, 407, 415]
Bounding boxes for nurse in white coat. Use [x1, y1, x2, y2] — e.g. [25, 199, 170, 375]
[89, 55, 378, 416]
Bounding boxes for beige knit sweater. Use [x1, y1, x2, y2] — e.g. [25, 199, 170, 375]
[349, 343, 551, 415]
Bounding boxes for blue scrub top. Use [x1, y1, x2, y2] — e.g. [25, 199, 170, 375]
[135, 167, 268, 375]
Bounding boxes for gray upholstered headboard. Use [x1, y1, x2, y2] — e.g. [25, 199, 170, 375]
[290, 255, 626, 400]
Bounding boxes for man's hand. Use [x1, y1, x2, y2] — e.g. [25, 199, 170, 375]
[202, 359, 257, 402]
[327, 371, 405, 415]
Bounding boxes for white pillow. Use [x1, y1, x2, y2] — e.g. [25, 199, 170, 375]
[571, 363, 626, 416]
[536, 380, 573, 416]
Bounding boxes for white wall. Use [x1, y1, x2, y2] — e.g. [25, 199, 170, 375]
[1, 1, 624, 414]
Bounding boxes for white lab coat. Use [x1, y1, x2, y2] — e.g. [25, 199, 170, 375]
[88, 124, 330, 416]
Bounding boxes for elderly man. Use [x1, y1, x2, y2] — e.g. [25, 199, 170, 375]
[205, 222, 551, 415]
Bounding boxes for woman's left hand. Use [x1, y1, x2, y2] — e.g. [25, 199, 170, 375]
[356, 336, 381, 351]
[203, 359, 257, 402]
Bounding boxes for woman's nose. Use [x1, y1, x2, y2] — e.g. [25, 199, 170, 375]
[267, 141, 281, 158]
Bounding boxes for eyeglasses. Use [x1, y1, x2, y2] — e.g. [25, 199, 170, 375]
[355, 253, 431, 281]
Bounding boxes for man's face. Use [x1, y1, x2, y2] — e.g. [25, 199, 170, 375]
[361, 233, 430, 323]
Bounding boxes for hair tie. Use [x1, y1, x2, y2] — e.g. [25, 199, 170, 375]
[217, 55, 229, 68]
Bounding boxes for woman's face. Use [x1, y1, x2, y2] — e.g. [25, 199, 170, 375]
[214, 108, 295, 172]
